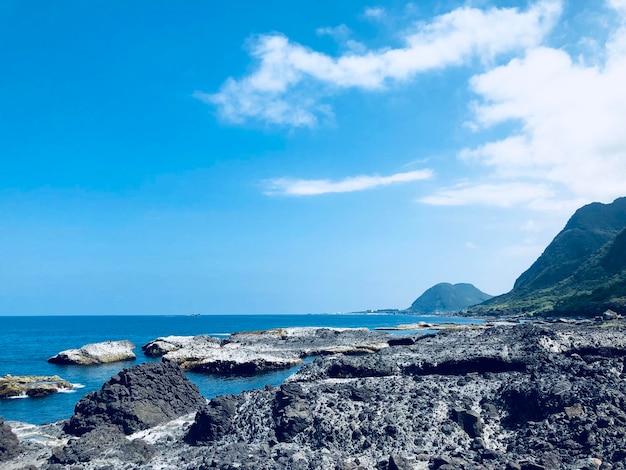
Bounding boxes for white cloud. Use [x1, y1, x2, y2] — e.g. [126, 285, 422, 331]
[264, 169, 433, 196]
[363, 7, 386, 20]
[200, 1, 562, 127]
[609, 0, 626, 15]
[417, 0, 626, 212]
[418, 182, 563, 209]
[446, 4, 626, 208]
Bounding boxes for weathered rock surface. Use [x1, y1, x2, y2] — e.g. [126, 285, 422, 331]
[49, 425, 156, 466]
[64, 359, 206, 436]
[0, 375, 74, 398]
[142, 335, 216, 356]
[186, 395, 241, 445]
[0, 416, 20, 461]
[143, 327, 390, 374]
[48, 340, 136, 365]
[5, 320, 626, 469]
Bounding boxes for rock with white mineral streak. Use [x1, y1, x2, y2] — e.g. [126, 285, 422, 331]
[150, 327, 389, 374]
[142, 335, 219, 357]
[47, 340, 136, 365]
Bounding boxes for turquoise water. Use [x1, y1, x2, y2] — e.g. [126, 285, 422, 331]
[0, 314, 476, 424]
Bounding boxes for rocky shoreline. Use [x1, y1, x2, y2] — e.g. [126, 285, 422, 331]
[2, 319, 626, 469]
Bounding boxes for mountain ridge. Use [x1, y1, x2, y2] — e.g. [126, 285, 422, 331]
[468, 197, 626, 317]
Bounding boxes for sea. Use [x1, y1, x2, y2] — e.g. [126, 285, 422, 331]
[0, 314, 478, 425]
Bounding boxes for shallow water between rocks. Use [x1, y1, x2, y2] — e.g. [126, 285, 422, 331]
[0, 313, 477, 424]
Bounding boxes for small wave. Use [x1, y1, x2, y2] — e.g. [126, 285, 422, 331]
[71, 383, 86, 389]
[209, 333, 230, 337]
[58, 388, 76, 394]
[8, 393, 28, 399]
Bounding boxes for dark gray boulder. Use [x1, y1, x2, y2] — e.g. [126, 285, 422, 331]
[64, 359, 206, 436]
[272, 383, 313, 443]
[451, 408, 484, 438]
[0, 416, 20, 461]
[186, 395, 240, 444]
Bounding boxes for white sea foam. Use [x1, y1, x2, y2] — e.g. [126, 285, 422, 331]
[8, 393, 28, 399]
[71, 383, 86, 389]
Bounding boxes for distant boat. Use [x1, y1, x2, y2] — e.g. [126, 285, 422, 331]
[187, 314, 201, 317]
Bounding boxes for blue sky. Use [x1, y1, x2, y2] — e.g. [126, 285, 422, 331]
[2, 0, 626, 315]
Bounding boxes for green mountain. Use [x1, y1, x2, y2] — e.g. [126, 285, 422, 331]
[407, 282, 493, 314]
[469, 197, 626, 317]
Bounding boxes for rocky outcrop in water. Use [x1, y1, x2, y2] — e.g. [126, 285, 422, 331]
[5, 320, 626, 469]
[0, 375, 74, 398]
[142, 335, 214, 357]
[64, 359, 206, 436]
[48, 340, 136, 365]
[142, 327, 390, 374]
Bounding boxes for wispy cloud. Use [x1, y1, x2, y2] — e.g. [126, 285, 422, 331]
[316, 24, 367, 54]
[316, 24, 352, 39]
[264, 169, 433, 196]
[363, 6, 386, 20]
[199, 1, 561, 127]
[418, 182, 570, 210]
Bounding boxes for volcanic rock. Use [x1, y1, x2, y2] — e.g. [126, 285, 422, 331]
[64, 359, 206, 436]
[5, 320, 626, 469]
[185, 395, 240, 445]
[49, 425, 155, 466]
[48, 340, 136, 365]
[0, 416, 20, 461]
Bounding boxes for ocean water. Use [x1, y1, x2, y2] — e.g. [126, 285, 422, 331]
[0, 314, 477, 424]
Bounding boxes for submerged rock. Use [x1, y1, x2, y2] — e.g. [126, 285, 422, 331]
[64, 359, 206, 436]
[48, 340, 136, 365]
[0, 374, 73, 398]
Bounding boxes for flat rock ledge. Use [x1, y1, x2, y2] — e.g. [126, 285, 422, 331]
[48, 340, 136, 365]
[0, 374, 74, 398]
[141, 327, 390, 374]
[5, 319, 626, 470]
